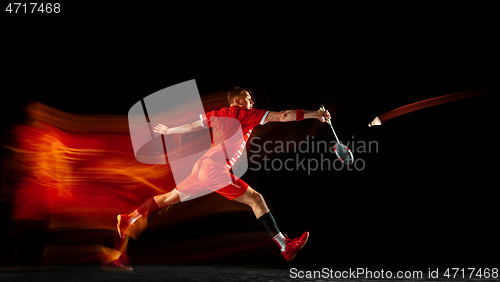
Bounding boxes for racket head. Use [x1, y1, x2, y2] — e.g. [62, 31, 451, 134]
[333, 143, 354, 164]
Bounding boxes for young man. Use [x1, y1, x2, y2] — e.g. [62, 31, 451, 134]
[117, 87, 330, 261]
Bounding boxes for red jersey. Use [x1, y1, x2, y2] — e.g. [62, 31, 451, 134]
[199, 106, 270, 169]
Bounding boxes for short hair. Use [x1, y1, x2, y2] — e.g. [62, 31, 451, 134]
[228, 87, 251, 105]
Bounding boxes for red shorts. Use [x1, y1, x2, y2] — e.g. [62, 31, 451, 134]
[175, 156, 249, 201]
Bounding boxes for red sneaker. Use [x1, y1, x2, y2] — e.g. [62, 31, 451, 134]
[117, 214, 134, 239]
[281, 232, 309, 261]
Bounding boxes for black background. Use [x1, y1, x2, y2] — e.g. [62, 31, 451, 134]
[1, 2, 498, 270]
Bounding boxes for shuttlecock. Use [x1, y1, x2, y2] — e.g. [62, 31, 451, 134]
[368, 116, 381, 127]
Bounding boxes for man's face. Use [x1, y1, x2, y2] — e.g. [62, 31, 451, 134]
[236, 91, 254, 109]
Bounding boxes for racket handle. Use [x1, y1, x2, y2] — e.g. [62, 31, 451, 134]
[319, 105, 331, 125]
[320, 105, 340, 142]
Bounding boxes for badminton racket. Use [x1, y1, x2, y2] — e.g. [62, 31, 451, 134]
[320, 105, 354, 164]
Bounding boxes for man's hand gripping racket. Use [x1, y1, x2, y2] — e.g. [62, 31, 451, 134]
[319, 106, 354, 164]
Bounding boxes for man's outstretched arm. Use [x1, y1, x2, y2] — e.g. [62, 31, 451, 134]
[265, 109, 330, 123]
[153, 119, 204, 135]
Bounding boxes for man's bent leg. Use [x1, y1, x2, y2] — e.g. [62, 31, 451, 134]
[232, 187, 269, 218]
[117, 190, 181, 238]
[233, 188, 287, 248]
[233, 187, 309, 261]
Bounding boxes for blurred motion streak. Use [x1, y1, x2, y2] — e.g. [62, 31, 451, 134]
[0, 102, 182, 264]
[2, 102, 175, 230]
[368, 89, 494, 126]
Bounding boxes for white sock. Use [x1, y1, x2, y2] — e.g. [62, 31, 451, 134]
[128, 211, 142, 225]
[273, 232, 287, 251]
